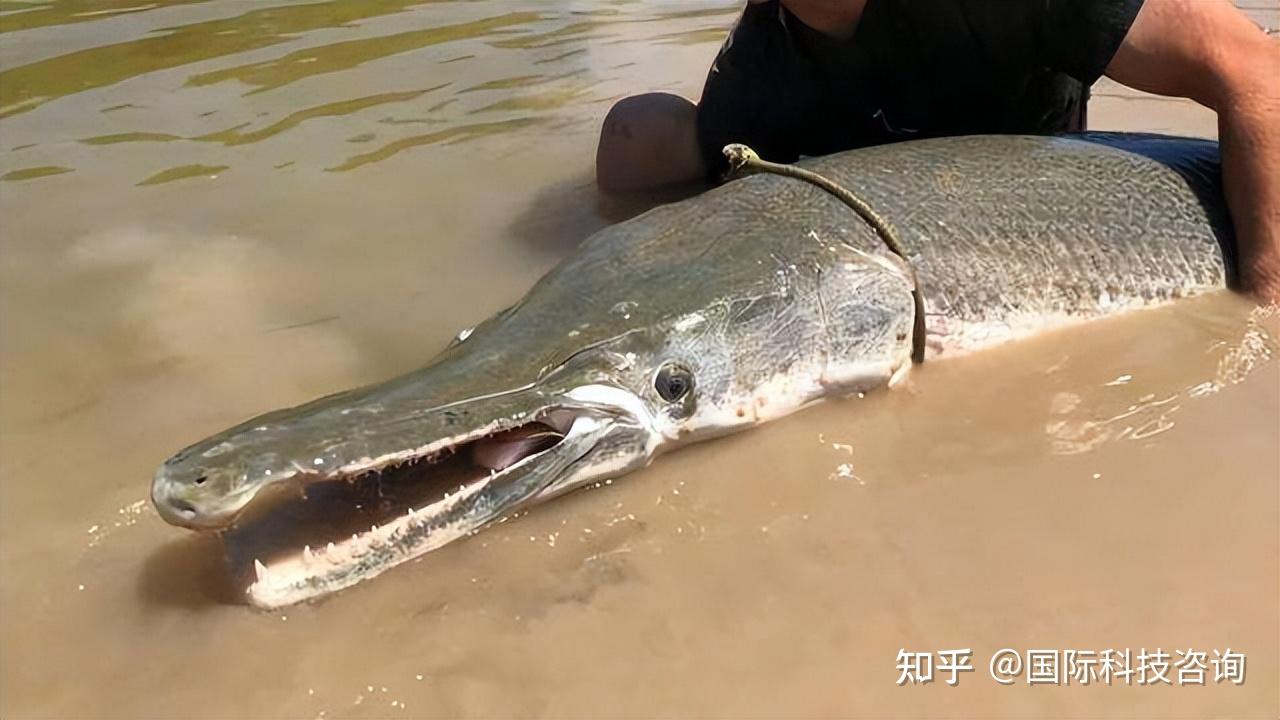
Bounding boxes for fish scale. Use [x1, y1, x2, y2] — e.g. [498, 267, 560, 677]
[789, 134, 1229, 351]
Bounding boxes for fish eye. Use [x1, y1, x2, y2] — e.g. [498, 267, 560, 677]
[654, 363, 694, 402]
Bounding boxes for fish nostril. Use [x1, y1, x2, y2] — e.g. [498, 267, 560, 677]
[193, 475, 208, 485]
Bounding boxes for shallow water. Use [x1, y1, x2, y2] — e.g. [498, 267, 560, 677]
[1, 1, 1277, 718]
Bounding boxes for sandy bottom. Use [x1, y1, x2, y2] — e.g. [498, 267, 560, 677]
[1, 1, 1276, 718]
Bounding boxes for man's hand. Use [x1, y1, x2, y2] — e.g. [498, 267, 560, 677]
[1106, 0, 1280, 303]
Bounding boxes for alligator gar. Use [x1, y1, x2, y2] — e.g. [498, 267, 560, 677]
[151, 132, 1232, 608]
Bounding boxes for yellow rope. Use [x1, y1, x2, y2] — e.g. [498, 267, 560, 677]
[723, 144, 926, 364]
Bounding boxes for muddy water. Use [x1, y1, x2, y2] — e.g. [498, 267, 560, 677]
[1, 1, 1277, 718]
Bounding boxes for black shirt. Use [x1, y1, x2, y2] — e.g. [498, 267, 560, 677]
[697, 0, 1146, 177]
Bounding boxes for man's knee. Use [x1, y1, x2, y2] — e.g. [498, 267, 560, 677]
[596, 92, 703, 193]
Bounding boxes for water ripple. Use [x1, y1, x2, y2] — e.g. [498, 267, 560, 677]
[184, 11, 543, 96]
[325, 116, 546, 172]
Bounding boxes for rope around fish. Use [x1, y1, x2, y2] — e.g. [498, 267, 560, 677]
[723, 143, 926, 364]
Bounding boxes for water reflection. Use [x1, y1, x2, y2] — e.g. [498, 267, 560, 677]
[0, 0, 213, 34]
[488, 19, 618, 49]
[1, 0, 739, 181]
[195, 86, 448, 145]
[137, 163, 227, 185]
[80, 131, 182, 145]
[0, 0, 448, 118]
[326, 116, 547, 171]
[1, 164, 71, 180]
[184, 11, 544, 95]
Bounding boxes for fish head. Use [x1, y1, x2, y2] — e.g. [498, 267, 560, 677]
[148, 303, 754, 607]
[151, 178, 918, 608]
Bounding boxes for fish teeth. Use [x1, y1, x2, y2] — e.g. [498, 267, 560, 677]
[254, 558, 267, 582]
[302, 545, 314, 564]
[326, 542, 336, 557]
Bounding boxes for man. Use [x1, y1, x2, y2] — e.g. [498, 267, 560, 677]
[595, 0, 1280, 301]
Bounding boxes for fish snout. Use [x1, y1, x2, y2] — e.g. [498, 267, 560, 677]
[151, 464, 246, 530]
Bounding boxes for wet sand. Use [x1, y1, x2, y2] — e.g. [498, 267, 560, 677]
[1, 1, 1277, 718]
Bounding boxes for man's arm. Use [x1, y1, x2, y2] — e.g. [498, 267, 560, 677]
[1105, 0, 1280, 301]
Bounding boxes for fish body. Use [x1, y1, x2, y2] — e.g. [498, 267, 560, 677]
[151, 133, 1230, 607]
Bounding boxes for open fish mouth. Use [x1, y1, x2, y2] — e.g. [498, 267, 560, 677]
[220, 408, 608, 608]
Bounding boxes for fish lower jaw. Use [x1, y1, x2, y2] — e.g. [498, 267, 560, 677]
[245, 475, 490, 609]
[241, 413, 610, 609]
